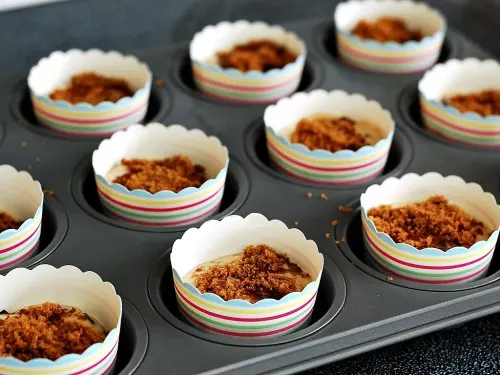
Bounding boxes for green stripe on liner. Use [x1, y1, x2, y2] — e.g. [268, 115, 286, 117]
[178, 296, 312, 331]
[101, 195, 220, 220]
[423, 115, 500, 144]
[368, 246, 489, 278]
[197, 80, 296, 100]
[36, 111, 145, 133]
[270, 151, 383, 180]
[0, 234, 40, 262]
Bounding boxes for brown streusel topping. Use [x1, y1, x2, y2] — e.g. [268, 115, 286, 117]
[0, 212, 21, 232]
[191, 244, 312, 303]
[113, 155, 207, 194]
[291, 116, 370, 152]
[0, 302, 107, 361]
[50, 72, 135, 105]
[352, 17, 422, 43]
[217, 40, 298, 73]
[367, 195, 491, 250]
[443, 90, 500, 117]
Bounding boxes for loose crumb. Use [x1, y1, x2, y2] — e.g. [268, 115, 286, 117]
[43, 189, 55, 196]
[367, 195, 491, 250]
[50, 72, 134, 105]
[387, 276, 394, 281]
[331, 219, 339, 226]
[351, 17, 422, 43]
[112, 155, 207, 194]
[154, 79, 165, 87]
[0, 302, 107, 361]
[320, 193, 328, 200]
[306, 192, 313, 198]
[294, 221, 299, 226]
[191, 244, 311, 303]
[291, 116, 370, 152]
[325, 233, 331, 239]
[0, 212, 21, 232]
[443, 90, 500, 117]
[338, 205, 353, 213]
[217, 40, 297, 73]
[21, 142, 27, 148]
[335, 236, 345, 245]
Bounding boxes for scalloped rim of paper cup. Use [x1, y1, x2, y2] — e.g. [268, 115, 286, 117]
[189, 20, 307, 77]
[360, 172, 500, 255]
[263, 89, 395, 158]
[92, 122, 229, 198]
[418, 58, 500, 121]
[27, 49, 152, 109]
[0, 264, 122, 366]
[334, 0, 447, 49]
[171, 213, 324, 307]
[0, 165, 43, 239]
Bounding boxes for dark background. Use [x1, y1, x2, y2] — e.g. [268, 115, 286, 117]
[2, 0, 500, 374]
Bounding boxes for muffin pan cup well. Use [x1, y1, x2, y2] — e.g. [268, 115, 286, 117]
[333, 0, 446, 74]
[2, 10, 500, 375]
[0, 265, 122, 375]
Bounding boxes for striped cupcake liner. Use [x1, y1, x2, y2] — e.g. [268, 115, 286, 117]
[360, 173, 500, 285]
[264, 90, 395, 185]
[92, 123, 229, 227]
[28, 49, 152, 137]
[170, 213, 324, 337]
[418, 58, 500, 147]
[190, 20, 306, 103]
[334, 0, 446, 74]
[0, 265, 122, 375]
[0, 165, 43, 271]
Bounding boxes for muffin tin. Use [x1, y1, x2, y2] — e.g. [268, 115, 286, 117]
[0, 14, 499, 375]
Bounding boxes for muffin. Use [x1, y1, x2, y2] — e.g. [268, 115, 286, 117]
[171, 213, 324, 337]
[0, 165, 43, 271]
[419, 58, 500, 146]
[92, 123, 229, 227]
[28, 49, 152, 137]
[360, 173, 500, 284]
[264, 89, 394, 185]
[334, 0, 446, 73]
[0, 265, 121, 375]
[190, 20, 306, 103]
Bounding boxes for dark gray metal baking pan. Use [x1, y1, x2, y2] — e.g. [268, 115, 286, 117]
[0, 14, 499, 375]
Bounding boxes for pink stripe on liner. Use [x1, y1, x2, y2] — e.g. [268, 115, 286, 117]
[268, 140, 386, 171]
[426, 127, 500, 148]
[337, 39, 438, 63]
[422, 107, 500, 136]
[340, 56, 430, 74]
[180, 303, 313, 337]
[97, 185, 224, 212]
[105, 203, 220, 226]
[33, 102, 147, 125]
[274, 162, 384, 185]
[175, 283, 318, 322]
[193, 71, 301, 92]
[365, 231, 495, 270]
[0, 222, 41, 254]
[70, 341, 118, 375]
[0, 240, 39, 269]
[370, 254, 490, 284]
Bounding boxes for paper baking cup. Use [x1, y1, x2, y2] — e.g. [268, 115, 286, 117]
[0, 265, 122, 375]
[92, 123, 229, 227]
[418, 58, 500, 146]
[334, 0, 446, 73]
[189, 20, 306, 103]
[360, 172, 500, 285]
[0, 165, 43, 270]
[171, 213, 324, 337]
[264, 89, 395, 185]
[28, 49, 152, 137]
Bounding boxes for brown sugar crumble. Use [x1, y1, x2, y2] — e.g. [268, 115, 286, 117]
[217, 40, 298, 73]
[367, 195, 492, 250]
[338, 205, 353, 213]
[112, 155, 207, 194]
[191, 244, 311, 303]
[50, 72, 134, 105]
[443, 90, 500, 117]
[291, 116, 370, 153]
[0, 212, 21, 232]
[351, 17, 422, 43]
[0, 302, 107, 361]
